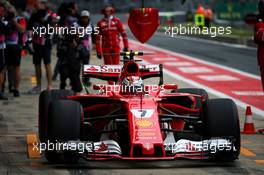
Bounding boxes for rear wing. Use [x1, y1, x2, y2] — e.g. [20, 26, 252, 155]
[83, 64, 163, 85]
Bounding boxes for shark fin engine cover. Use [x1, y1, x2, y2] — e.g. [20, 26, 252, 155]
[128, 8, 160, 43]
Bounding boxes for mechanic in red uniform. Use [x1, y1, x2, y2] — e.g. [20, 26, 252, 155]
[204, 5, 213, 28]
[255, 0, 264, 91]
[96, 5, 129, 65]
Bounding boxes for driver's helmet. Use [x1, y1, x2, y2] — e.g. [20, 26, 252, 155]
[122, 76, 144, 94]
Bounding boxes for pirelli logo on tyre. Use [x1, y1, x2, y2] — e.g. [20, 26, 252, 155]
[136, 119, 153, 128]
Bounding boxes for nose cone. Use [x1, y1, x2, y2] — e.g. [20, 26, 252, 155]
[142, 143, 154, 155]
[128, 99, 165, 157]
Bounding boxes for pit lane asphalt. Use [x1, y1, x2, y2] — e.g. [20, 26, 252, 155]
[0, 39, 263, 174]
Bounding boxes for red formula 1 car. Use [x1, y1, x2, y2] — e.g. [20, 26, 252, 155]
[33, 51, 240, 163]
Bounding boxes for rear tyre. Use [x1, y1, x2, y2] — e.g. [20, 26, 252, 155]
[45, 100, 83, 163]
[39, 90, 74, 142]
[174, 88, 208, 108]
[203, 99, 240, 161]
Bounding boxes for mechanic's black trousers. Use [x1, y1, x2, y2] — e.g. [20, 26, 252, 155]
[59, 64, 82, 93]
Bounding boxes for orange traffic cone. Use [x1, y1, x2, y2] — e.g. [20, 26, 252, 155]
[241, 106, 256, 134]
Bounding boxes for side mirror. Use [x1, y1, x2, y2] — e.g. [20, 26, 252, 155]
[244, 13, 258, 25]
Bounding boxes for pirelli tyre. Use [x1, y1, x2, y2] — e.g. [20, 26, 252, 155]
[45, 100, 83, 163]
[39, 89, 74, 143]
[203, 99, 241, 161]
[174, 88, 208, 108]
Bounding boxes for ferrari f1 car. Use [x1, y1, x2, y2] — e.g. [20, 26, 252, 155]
[32, 51, 240, 163]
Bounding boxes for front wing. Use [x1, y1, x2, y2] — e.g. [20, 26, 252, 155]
[27, 136, 236, 160]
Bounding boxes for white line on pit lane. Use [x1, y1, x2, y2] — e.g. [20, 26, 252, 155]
[232, 91, 264, 96]
[178, 67, 214, 73]
[198, 75, 240, 81]
[163, 62, 193, 67]
[153, 57, 178, 61]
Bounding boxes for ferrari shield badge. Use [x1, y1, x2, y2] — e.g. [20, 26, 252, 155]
[128, 8, 160, 43]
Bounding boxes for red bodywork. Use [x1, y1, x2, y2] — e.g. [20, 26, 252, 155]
[254, 19, 264, 90]
[96, 17, 129, 65]
[67, 61, 207, 160]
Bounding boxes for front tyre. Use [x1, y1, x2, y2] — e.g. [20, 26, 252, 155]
[45, 100, 83, 163]
[39, 90, 74, 142]
[203, 99, 240, 161]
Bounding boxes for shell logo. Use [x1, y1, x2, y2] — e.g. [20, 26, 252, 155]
[136, 119, 153, 128]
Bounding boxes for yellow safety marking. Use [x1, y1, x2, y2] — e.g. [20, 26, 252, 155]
[26, 133, 41, 158]
[31, 76, 37, 86]
[241, 147, 256, 157]
[255, 160, 264, 164]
